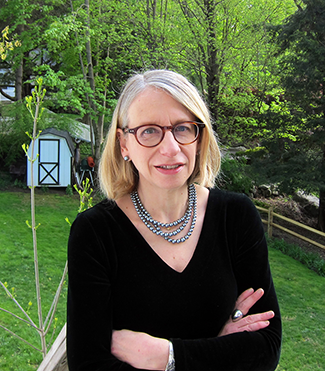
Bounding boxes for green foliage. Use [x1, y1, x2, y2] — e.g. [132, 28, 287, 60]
[0, 170, 12, 189]
[13, 179, 27, 189]
[250, 99, 325, 194]
[0, 26, 21, 61]
[0, 102, 32, 167]
[216, 88, 261, 145]
[250, 0, 325, 226]
[74, 178, 93, 213]
[0, 0, 297, 149]
[219, 156, 254, 194]
[176, 0, 296, 133]
[268, 236, 325, 277]
[40, 185, 49, 193]
[275, 0, 325, 113]
[65, 184, 73, 196]
[0, 101, 83, 168]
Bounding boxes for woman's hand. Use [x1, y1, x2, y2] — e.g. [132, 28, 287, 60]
[218, 288, 275, 337]
[111, 329, 169, 370]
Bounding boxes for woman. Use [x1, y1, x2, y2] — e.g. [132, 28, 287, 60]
[67, 70, 281, 371]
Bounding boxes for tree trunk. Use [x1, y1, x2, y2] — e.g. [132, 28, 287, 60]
[318, 145, 325, 231]
[15, 58, 23, 101]
[85, 0, 99, 164]
[71, 0, 96, 159]
[205, 0, 220, 124]
[15, 24, 24, 101]
[319, 190, 325, 232]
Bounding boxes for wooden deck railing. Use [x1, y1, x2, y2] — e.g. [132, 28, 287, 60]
[255, 205, 325, 250]
[37, 323, 68, 371]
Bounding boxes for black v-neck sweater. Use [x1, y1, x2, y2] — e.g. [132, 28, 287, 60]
[67, 189, 282, 371]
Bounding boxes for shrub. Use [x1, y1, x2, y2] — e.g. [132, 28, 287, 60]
[219, 155, 254, 195]
[267, 236, 325, 277]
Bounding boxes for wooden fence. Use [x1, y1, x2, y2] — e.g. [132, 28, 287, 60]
[255, 205, 325, 250]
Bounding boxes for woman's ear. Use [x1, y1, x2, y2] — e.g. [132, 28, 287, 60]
[117, 128, 129, 159]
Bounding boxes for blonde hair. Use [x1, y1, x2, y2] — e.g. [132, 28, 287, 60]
[99, 70, 221, 200]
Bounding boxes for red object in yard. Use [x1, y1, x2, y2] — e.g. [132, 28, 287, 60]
[87, 156, 95, 168]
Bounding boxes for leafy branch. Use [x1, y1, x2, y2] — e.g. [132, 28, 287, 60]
[0, 26, 21, 60]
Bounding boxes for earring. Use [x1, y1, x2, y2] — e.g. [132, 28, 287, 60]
[123, 156, 129, 161]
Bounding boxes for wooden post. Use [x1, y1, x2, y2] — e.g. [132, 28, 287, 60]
[267, 206, 273, 238]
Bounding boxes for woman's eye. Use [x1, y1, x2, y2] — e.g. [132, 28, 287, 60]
[175, 124, 191, 132]
[141, 127, 160, 135]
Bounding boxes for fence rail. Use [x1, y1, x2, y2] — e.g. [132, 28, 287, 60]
[255, 205, 325, 251]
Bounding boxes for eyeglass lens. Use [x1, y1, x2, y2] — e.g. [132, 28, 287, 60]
[137, 122, 199, 146]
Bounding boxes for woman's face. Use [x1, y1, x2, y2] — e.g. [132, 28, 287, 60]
[118, 87, 199, 193]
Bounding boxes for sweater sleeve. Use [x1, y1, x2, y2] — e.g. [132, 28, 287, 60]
[67, 208, 138, 371]
[171, 193, 282, 371]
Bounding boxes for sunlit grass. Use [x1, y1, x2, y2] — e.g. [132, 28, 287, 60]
[268, 247, 325, 370]
[0, 191, 79, 370]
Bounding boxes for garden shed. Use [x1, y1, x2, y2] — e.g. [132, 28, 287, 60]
[27, 128, 75, 187]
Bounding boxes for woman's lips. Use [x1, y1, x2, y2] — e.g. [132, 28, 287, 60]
[156, 164, 182, 169]
[155, 164, 184, 173]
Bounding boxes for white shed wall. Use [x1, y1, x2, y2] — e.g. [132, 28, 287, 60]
[27, 133, 73, 187]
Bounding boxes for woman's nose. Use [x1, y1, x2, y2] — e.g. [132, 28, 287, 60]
[159, 130, 181, 157]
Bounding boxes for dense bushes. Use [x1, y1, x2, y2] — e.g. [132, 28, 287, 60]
[0, 103, 32, 168]
[267, 236, 325, 277]
[219, 155, 254, 195]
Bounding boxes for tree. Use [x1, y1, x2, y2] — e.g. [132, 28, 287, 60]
[176, 0, 296, 145]
[1, 0, 297, 168]
[254, 0, 325, 230]
[0, 0, 71, 102]
[39, 0, 141, 165]
[36, 0, 189, 166]
[1, 0, 188, 169]
[0, 1, 77, 168]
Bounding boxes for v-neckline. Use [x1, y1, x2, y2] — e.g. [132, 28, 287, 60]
[112, 190, 213, 275]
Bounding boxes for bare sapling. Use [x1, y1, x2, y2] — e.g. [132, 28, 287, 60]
[0, 78, 67, 358]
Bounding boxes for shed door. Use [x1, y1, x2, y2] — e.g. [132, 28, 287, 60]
[38, 139, 60, 185]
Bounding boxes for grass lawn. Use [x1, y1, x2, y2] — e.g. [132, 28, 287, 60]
[1, 191, 325, 370]
[269, 248, 325, 370]
[0, 191, 79, 370]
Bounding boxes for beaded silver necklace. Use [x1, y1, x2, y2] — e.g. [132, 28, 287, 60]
[130, 184, 197, 244]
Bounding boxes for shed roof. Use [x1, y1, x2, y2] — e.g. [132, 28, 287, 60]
[40, 128, 75, 155]
[69, 122, 92, 143]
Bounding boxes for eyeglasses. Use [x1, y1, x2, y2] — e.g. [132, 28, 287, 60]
[123, 121, 205, 148]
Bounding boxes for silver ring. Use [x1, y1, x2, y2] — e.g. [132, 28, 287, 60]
[232, 309, 243, 322]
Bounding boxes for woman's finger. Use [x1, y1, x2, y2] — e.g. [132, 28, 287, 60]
[219, 310, 274, 337]
[238, 311, 275, 327]
[236, 311, 275, 332]
[239, 320, 271, 333]
[235, 288, 264, 316]
[235, 288, 255, 304]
